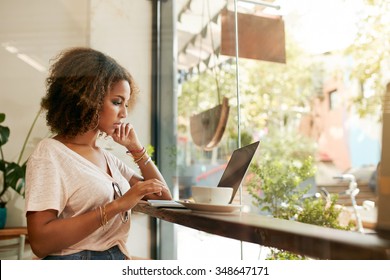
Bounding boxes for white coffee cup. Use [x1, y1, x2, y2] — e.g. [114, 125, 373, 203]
[191, 186, 233, 205]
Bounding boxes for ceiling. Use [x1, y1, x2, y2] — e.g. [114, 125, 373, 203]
[0, 0, 278, 74]
[175, 0, 280, 73]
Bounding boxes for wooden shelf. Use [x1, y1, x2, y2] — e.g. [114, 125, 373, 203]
[134, 202, 390, 260]
[0, 227, 27, 239]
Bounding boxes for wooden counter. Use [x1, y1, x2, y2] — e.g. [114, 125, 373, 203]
[134, 202, 390, 260]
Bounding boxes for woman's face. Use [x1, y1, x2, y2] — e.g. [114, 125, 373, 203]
[98, 80, 131, 136]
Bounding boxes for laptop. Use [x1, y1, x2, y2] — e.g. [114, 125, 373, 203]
[217, 140, 260, 203]
[148, 141, 260, 207]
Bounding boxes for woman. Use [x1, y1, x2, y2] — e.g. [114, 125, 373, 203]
[25, 47, 172, 260]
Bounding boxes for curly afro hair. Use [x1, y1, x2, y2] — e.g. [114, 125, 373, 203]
[41, 47, 139, 137]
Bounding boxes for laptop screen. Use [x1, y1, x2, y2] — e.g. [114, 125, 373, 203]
[217, 141, 260, 203]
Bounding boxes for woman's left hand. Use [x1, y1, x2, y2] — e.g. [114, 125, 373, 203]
[111, 123, 142, 151]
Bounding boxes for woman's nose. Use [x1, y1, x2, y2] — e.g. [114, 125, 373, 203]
[119, 106, 128, 118]
[122, 109, 128, 118]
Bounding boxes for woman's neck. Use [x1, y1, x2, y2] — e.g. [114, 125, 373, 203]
[55, 131, 99, 148]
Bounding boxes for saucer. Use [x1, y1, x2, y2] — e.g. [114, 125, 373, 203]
[176, 200, 242, 213]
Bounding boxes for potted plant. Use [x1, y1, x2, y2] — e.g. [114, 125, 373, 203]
[0, 112, 40, 228]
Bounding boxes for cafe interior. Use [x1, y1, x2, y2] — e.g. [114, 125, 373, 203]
[0, 0, 390, 260]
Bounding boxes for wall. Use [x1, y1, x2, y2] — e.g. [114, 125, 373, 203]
[0, 0, 90, 226]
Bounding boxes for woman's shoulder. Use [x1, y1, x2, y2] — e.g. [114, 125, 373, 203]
[30, 138, 64, 157]
[36, 137, 60, 148]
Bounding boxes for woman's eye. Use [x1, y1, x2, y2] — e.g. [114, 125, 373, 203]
[113, 100, 122, 106]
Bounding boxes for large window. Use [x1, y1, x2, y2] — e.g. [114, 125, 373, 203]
[173, 0, 289, 260]
[168, 0, 384, 260]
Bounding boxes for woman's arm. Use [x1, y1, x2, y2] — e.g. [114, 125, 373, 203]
[27, 208, 104, 258]
[112, 123, 172, 201]
[27, 201, 120, 258]
[27, 180, 164, 258]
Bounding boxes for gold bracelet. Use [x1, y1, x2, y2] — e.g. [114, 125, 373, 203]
[99, 205, 108, 230]
[133, 150, 147, 164]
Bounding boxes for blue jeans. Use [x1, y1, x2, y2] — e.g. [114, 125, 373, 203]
[43, 245, 126, 260]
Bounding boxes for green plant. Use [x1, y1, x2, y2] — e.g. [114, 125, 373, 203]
[248, 132, 353, 259]
[264, 195, 354, 260]
[297, 194, 353, 230]
[0, 111, 40, 207]
[266, 249, 307, 260]
[247, 131, 316, 219]
[248, 156, 315, 219]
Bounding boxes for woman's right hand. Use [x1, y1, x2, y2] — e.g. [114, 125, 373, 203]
[118, 178, 165, 210]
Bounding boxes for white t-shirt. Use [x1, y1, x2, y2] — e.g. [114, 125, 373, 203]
[25, 138, 135, 258]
